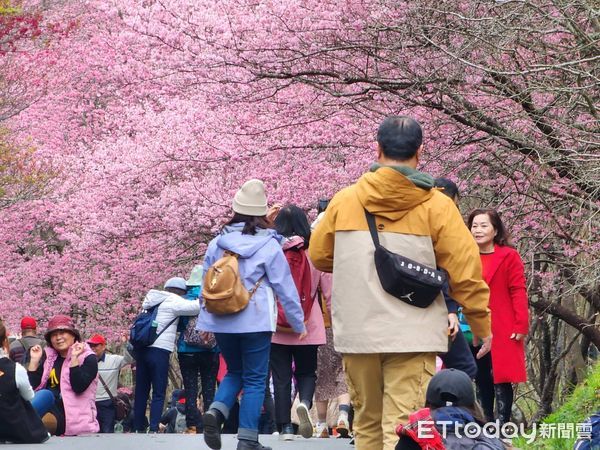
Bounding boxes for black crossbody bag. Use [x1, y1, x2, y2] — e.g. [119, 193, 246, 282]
[364, 209, 446, 308]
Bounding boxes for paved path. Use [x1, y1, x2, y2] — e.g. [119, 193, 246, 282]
[2, 434, 353, 449]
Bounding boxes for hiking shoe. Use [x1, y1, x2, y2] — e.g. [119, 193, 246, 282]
[316, 422, 329, 438]
[337, 411, 350, 438]
[237, 439, 272, 450]
[203, 409, 224, 449]
[296, 402, 313, 439]
[280, 423, 295, 441]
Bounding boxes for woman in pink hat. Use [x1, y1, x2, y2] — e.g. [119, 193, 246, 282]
[27, 314, 99, 436]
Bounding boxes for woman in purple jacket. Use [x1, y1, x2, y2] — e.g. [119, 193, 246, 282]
[198, 179, 307, 450]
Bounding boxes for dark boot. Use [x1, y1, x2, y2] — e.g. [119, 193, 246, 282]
[236, 439, 272, 450]
[203, 409, 224, 450]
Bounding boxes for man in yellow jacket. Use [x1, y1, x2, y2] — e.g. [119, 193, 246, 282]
[309, 116, 493, 450]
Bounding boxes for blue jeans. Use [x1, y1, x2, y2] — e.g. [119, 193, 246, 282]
[31, 389, 55, 417]
[211, 332, 271, 442]
[133, 346, 171, 432]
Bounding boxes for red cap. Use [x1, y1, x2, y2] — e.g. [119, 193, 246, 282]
[21, 316, 37, 330]
[87, 334, 106, 345]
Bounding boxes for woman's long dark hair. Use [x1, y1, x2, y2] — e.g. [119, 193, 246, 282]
[226, 213, 272, 236]
[274, 204, 311, 248]
[467, 208, 513, 247]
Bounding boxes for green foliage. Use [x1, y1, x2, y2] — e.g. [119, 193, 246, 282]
[515, 363, 600, 449]
[0, 0, 20, 15]
[0, 128, 52, 207]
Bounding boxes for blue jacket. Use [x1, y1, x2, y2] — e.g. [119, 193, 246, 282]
[196, 224, 306, 334]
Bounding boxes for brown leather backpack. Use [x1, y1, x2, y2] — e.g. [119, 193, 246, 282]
[202, 251, 263, 315]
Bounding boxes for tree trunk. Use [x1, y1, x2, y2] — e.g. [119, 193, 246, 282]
[530, 298, 600, 349]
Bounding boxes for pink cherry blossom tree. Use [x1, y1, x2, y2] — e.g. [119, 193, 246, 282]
[1, 0, 597, 420]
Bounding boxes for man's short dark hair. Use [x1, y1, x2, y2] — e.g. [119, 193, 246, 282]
[434, 177, 459, 200]
[377, 116, 423, 161]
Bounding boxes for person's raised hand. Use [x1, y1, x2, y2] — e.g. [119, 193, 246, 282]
[267, 204, 282, 224]
[71, 342, 85, 359]
[29, 345, 43, 362]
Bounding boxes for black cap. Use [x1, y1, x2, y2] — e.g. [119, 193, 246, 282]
[426, 369, 475, 407]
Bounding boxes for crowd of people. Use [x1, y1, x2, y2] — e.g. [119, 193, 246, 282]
[0, 115, 550, 449]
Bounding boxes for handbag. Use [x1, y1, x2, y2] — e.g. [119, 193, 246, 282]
[364, 208, 446, 308]
[183, 315, 217, 349]
[97, 374, 131, 421]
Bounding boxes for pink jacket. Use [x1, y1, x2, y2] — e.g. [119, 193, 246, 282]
[37, 344, 99, 435]
[272, 256, 327, 346]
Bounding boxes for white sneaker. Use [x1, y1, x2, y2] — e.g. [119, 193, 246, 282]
[337, 411, 350, 438]
[296, 402, 314, 439]
[315, 422, 329, 438]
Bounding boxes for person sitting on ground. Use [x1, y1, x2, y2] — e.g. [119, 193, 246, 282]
[119, 387, 139, 433]
[0, 320, 49, 444]
[27, 314, 99, 436]
[159, 389, 187, 433]
[9, 316, 44, 365]
[574, 411, 600, 450]
[395, 369, 507, 450]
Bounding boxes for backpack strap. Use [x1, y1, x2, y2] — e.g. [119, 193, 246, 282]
[315, 282, 331, 328]
[248, 276, 264, 297]
[364, 209, 381, 247]
[156, 315, 179, 339]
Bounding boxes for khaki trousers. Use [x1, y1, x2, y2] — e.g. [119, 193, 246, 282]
[343, 352, 436, 450]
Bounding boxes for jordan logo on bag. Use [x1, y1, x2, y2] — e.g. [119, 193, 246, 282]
[401, 292, 416, 303]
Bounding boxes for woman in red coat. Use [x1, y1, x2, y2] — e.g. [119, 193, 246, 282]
[468, 208, 529, 424]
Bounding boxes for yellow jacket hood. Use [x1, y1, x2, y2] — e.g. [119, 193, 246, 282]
[356, 167, 434, 221]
